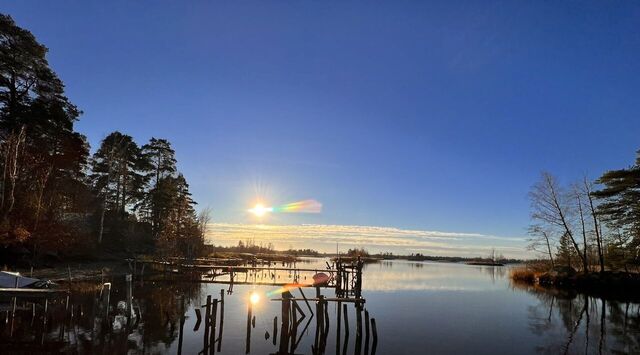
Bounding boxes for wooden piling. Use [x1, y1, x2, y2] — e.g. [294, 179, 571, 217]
[178, 297, 185, 355]
[371, 318, 378, 355]
[126, 274, 132, 318]
[290, 300, 298, 354]
[245, 300, 252, 354]
[355, 305, 363, 355]
[210, 299, 217, 354]
[204, 295, 211, 351]
[279, 298, 291, 354]
[217, 289, 224, 352]
[273, 316, 278, 345]
[364, 309, 370, 355]
[194, 308, 202, 331]
[337, 301, 342, 354]
[342, 303, 349, 355]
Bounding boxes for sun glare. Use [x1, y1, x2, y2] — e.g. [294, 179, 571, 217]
[249, 291, 261, 305]
[249, 203, 272, 217]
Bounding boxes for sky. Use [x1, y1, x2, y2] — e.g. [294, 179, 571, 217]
[3, 1, 640, 258]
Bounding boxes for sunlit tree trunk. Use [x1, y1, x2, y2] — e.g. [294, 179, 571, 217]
[584, 178, 605, 273]
[576, 193, 589, 273]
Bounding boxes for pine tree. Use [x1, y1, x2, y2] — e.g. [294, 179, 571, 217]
[556, 232, 577, 269]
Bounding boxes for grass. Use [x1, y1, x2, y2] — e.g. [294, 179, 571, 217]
[510, 268, 539, 283]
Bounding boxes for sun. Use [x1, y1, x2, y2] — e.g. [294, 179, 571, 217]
[249, 203, 272, 217]
[249, 291, 261, 305]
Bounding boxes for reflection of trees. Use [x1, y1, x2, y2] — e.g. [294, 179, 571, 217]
[0, 279, 203, 354]
[523, 286, 640, 354]
[138, 281, 202, 350]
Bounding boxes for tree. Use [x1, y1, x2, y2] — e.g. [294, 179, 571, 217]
[141, 137, 176, 188]
[580, 177, 605, 273]
[530, 172, 587, 272]
[593, 150, 640, 270]
[556, 232, 577, 268]
[0, 14, 90, 254]
[91, 132, 150, 216]
[91, 132, 150, 244]
[527, 225, 555, 268]
[152, 174, 202, 257]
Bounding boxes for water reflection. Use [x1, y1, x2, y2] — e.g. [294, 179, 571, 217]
[522, 285, 640, 354]
[2, 259, 639, 354]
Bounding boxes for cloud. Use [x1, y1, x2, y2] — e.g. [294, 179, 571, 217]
[205, 223, 530, 258]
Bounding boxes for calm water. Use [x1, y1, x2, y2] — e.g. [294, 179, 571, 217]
[1, 258, 639, 354]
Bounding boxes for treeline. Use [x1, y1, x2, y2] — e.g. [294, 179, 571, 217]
[377, 252, 522, 264]
[207, 240, 321, 257]
[528, 149, 640, 273]
[0, 14, 207, 263]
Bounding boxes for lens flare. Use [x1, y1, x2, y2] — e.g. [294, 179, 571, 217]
[249, 291, 261, 305]
[272, 199, 322, 214]
[265, 283, 310, 297]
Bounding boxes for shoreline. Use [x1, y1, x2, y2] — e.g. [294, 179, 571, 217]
[511, 269, 640, 302]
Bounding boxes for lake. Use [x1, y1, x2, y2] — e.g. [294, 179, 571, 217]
[1, 258, 638, 354]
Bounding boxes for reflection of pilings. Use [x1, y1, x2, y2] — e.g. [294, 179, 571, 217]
[342, 303, 349, 355]
[194, 308, 202, 331]
[278, 298, 290, 354]
[364, 310, 370, 355]
[371, 318, 378, 355]
[178, 296, 185, 355]
[337, 301, 342, 354]
[126, 274, 133, 318]
[204, 295, 211, 351]
[355, 305, 363, 355]
[210, 299, 218, 355]
[217, 289, 225, 352]
[246, 299, 253, 354]
[290, 300, 298, 354]
[273, 316, 278, 346]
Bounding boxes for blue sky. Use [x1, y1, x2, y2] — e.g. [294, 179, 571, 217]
[4, 1, 640, 256]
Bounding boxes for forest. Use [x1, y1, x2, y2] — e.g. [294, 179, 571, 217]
[0, 14, 207, 266]
[527, 153, 640, 274]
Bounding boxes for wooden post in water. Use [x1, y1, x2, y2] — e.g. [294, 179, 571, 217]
[204, 295, 211, 352]
[125, 274, 132, 318]
[343, 303, 349, 355]
[290, 300, 298, 354]
[278, 298, 290, 354]
[323, 297, 330, 337]
[210, 299, 218, 355]
[337, 301, 342, 354]
[273, 316, 278, 346]
[246, 298, 253, 354]
[217, 289, 225, 352]
[371, 318, 378, 355]
[364, 309, 370, 355]
[177, 296, 185, 355]
[355, 304, 363, 355]
[314, 296, 321, 350]
[194, 308, 202, 331]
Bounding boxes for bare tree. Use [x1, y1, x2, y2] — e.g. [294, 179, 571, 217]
[197, 206, 213, 240]
[530, 172, 586, 271]
[527, 225, 555, 268]
[582, 177, 605, 273]
[574, 188, 589, 273]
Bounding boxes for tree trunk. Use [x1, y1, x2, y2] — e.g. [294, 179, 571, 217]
[584, 179, 605, 273]
[98, 199, 106, 244]
[577, 194, 589, 274]
[2, 126, 26, 222]
[544, 231, 555, 269]
[546, 174, 586, 267]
